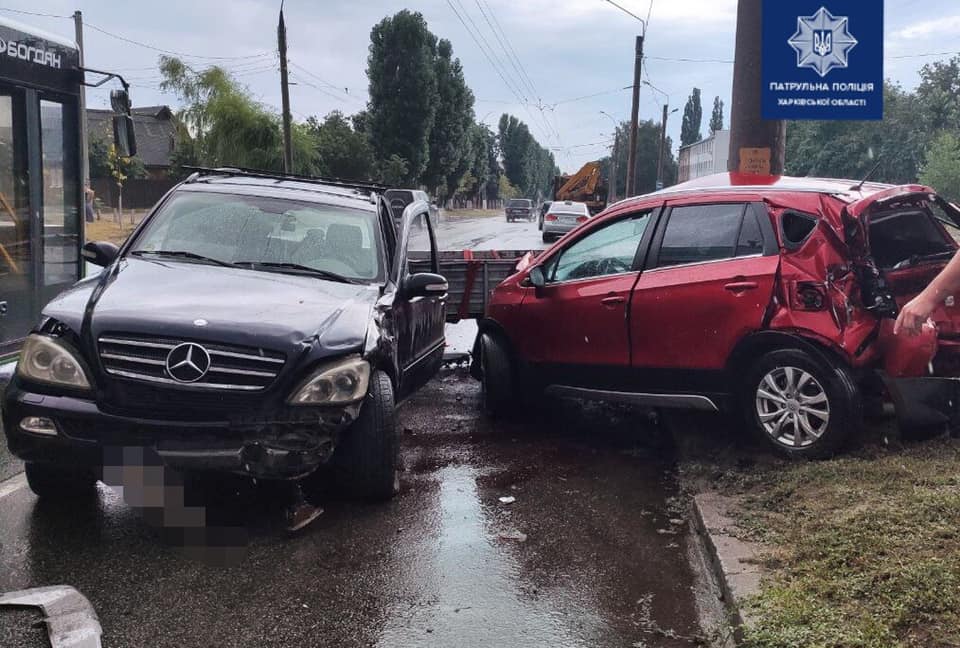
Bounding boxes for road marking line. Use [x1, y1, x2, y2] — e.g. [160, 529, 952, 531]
[0, 473, 27, 499]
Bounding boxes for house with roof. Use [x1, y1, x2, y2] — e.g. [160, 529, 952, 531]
[87, 105, 177, 180]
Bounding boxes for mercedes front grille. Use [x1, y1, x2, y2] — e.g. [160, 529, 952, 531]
[98, 334, 286, 391]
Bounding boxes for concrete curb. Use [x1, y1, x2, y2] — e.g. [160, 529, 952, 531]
[690, 491, 763, 643]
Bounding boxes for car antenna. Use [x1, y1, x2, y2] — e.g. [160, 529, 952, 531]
[852, 157, 884, 192]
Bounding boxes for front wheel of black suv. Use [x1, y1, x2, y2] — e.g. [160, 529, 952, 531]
[331, 370, 399, 501]
[24, 462, 99, 500]
[743, 349, 860, 459]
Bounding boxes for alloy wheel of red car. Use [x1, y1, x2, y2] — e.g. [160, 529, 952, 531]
[755, 366, 831, 449]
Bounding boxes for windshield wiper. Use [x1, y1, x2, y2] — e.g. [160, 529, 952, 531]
[892, 251, 956, 270]
[234, 261, 360, 284]
[131, 250, 236, 268]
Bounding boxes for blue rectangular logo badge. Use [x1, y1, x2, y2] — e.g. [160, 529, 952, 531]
[762, 0, 884, 120]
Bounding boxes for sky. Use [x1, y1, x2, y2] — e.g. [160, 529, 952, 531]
[1, 0, 958, 173]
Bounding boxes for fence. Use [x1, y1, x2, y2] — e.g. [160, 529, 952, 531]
[91, 178, 178, 210]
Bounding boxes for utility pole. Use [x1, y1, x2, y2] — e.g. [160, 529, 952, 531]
[625, 34, 644, 197]
[656, 104, 668, 190]
[600, 111, 619, 202]
[278, 3, 293, 174]
[74, 12, 89, 202]
[656, 105, 679, 190]
[728, 0, 785, 175]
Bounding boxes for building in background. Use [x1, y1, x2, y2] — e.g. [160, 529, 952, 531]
[87, 105, 175, 180]
[678, 130, 730, 183]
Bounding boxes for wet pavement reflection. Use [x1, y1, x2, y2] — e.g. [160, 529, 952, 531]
[0, 369, 704, 647]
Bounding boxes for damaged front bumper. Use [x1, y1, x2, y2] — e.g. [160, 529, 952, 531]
[2, 382, 360, 480]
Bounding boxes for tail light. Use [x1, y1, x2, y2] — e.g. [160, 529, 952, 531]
[545, 215, 558, 222]
[576, 216, 588, 223]
[794, 282, 827, 311]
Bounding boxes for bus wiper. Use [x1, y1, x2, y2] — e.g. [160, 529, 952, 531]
[130, 250, 236, 268]
[234, 261, 360, 284]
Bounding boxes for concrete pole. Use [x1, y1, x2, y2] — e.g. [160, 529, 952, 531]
[656, 104, 668, 190]
[625, 35, 644, 196]
[728, 0, 785, 175]
[278, 7, 294, 174]
[74, 12, 90, 209]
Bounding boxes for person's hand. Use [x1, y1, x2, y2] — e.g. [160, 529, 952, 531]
[894, 293, 938, 336]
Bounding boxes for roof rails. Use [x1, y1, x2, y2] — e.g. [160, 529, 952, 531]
[181, 166, 390, 194]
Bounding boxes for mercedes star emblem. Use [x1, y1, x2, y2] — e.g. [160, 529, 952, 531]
[165, 343, 212, 383]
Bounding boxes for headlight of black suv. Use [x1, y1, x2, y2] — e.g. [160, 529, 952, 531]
[288, 356, 371, 406]
[17, 334, 92, 390]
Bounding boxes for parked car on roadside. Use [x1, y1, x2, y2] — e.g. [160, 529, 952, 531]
[542, 201, 591, 242]
[474, 172, 960, 458]
[2, 169, 448, 501]
[505, 198, 534, 223]
[538, 201, 553, 231]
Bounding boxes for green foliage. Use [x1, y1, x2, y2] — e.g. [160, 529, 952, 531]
[89, 137, 147, 181]
[380, 154, 409, 187]
[367, 10, 439, 185]
[158, 56, 320, 176]
[920, 132, 960, 201]
[424, 38, 475, 200]
[681, 87, 703, 146]
[498, 174, 520, 200]
[497, 114, 555, 199]
[307, 111, 375, 180]
[601, 119, 678, 196]
[786, 82, 930, 184]
[710, 96, 724, 133]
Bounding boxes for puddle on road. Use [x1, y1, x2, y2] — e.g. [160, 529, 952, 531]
[376, 465, 608, 648]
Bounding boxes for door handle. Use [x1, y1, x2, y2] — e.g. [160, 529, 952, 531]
[601, 295, 626, 306]
[724, 281, 759, 292]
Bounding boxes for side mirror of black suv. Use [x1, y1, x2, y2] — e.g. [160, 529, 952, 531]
[81, 241, 120, 267]
[402, 273, 448, 299]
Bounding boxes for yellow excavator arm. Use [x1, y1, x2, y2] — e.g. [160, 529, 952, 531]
[556, 162, 602, 201]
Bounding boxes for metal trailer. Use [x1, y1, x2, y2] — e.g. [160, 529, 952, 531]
[409, 250, 533, 322]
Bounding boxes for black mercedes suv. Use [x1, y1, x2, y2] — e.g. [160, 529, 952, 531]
[1, 169, 448, 502]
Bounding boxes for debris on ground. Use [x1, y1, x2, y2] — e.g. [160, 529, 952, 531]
[497, 530, 528, 542]
[498, 496, 516, 504]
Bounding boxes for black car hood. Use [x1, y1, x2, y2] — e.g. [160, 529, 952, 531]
[44, 258, 380, 355]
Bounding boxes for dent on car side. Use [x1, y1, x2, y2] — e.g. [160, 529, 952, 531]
[480, 173, 960, 445]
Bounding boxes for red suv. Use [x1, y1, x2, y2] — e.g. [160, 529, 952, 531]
[474, 173, 960, 458]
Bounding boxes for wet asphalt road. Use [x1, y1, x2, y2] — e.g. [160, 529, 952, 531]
[417, 212, 549, 252]
[0, 369, 708, 647]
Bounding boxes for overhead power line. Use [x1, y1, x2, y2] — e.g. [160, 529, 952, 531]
[550, 85, 634, 108]
[288, 72, 363, 105]
[84, 21, 272, 61]
[0, 7, 70, 19]
[289, 61, 364, 104]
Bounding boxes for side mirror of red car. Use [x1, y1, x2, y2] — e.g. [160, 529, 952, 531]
[529, 266, 546, 288]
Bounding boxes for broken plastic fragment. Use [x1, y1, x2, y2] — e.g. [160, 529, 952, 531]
[498, 496, 516, 504]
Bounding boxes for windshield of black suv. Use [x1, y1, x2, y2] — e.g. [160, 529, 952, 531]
[129, 191, 384, 282]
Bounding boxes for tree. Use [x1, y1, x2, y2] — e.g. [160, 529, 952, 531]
[307, 111, 375, 180]
[423, 38, 475, 200]
[367, 11, 439, 185]
[159, 57, 320, 175]
[785, 82, 927, 184]
[602, 119, 676, 195]
[681, 88, 703, 147]
[380, 154, 409, 187]
[89, 136, 147, 181]
[915, 55, 960, 135]
[710, 96, 724, 133]
[921, 132, 960, 201]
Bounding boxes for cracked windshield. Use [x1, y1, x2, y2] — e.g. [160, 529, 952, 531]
[1, 1, 959, 647]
